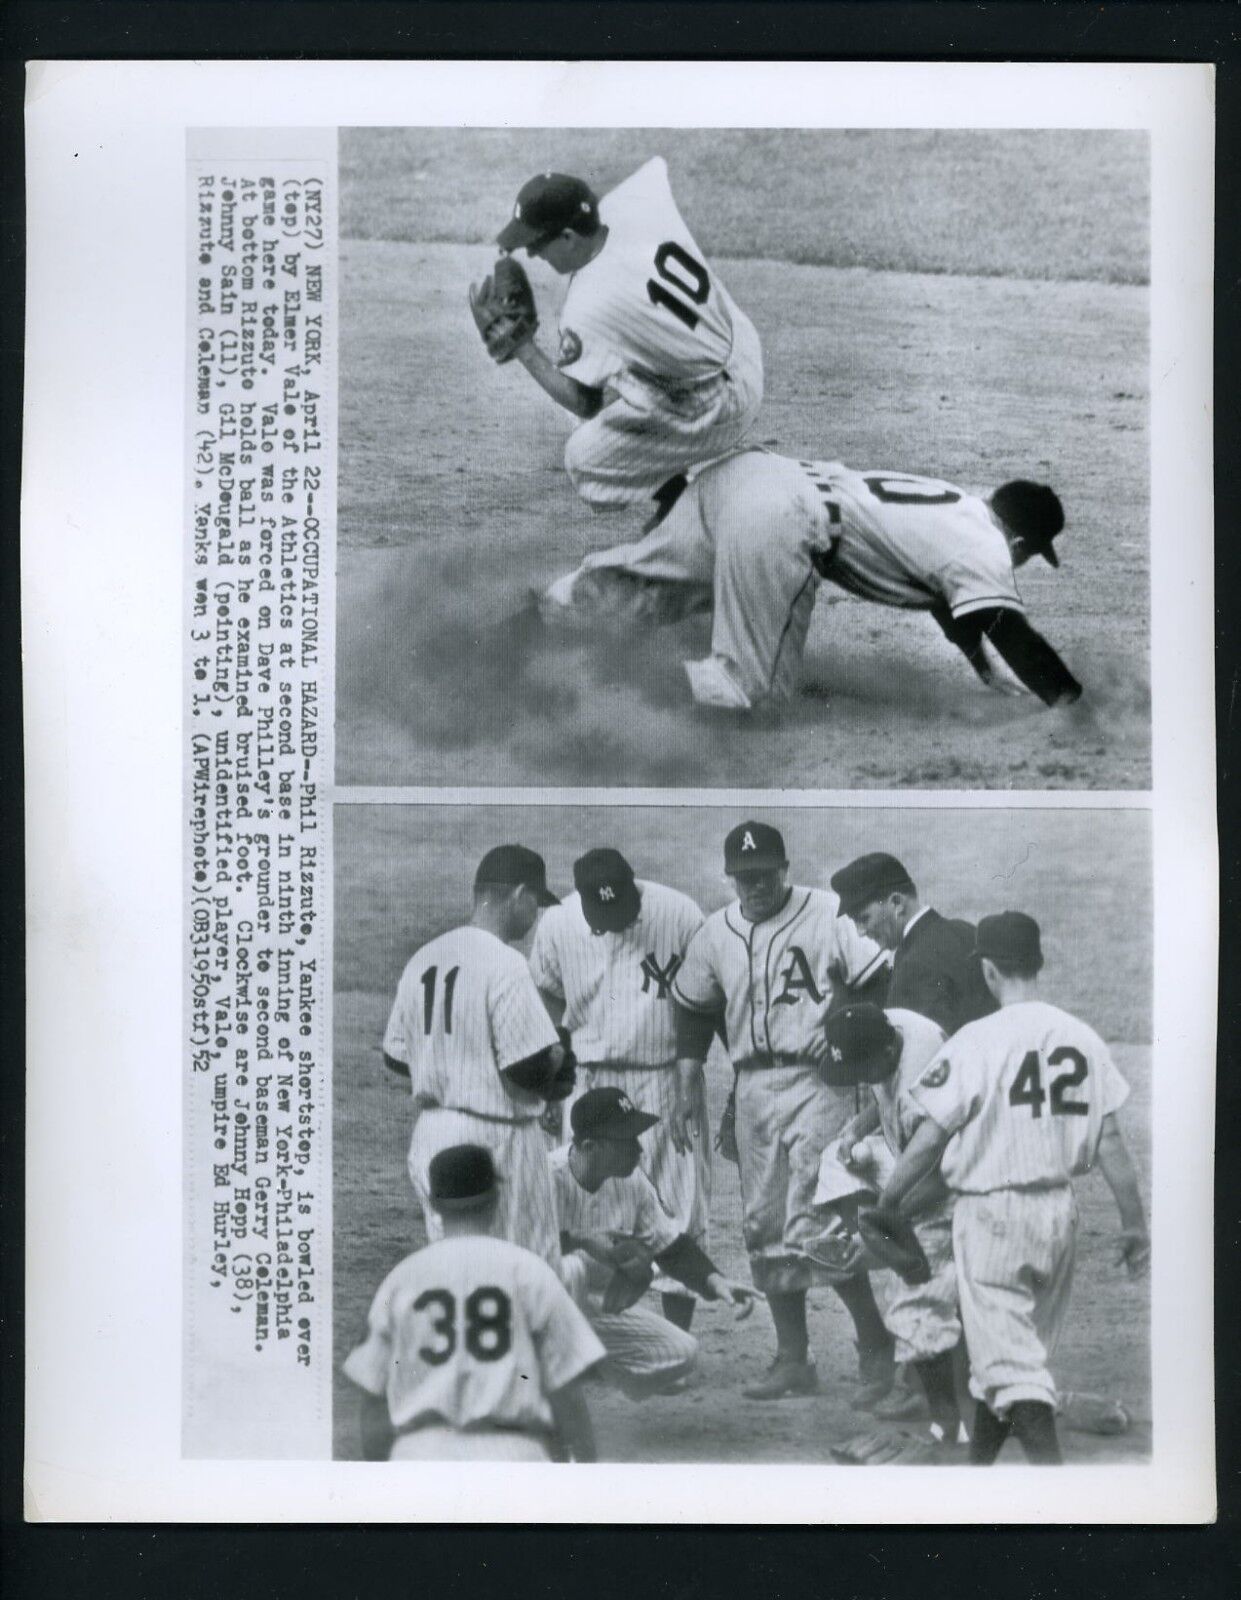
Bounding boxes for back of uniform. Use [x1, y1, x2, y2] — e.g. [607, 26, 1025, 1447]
[344, 1236, 605, 1460]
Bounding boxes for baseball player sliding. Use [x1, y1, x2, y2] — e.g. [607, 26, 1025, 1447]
[530, 848, 709, 1330]
[470, 159, 763, 521]
[672, 821, 899, 1402]
[539, 447, 1082, 714]
[344, 1145, 604, 1461]
[870, 912, 1149, 1465]
[552, 1088, 763, 1398]
[382, 844, 575, 1269]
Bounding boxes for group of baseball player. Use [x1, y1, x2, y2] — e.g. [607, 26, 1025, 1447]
[468, 159, 1085, 716]
[344, 825, 1148, 1466]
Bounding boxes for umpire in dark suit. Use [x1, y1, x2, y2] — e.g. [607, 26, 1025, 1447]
[830, 853, 996, 1037]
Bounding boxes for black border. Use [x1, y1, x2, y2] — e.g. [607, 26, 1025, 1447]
[2, 1, 1236, 1592]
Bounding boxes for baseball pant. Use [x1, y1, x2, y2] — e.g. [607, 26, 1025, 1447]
[953, 1186, 1078, 1416]
[408, 1108, 561, 1271]
[390, 1426, 552, 1462]
[561, 1253, 698, 1398]
[564, 313, 763, 509]
[736, 1065, 855, 1293]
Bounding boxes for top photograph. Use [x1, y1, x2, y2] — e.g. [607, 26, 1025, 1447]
[336, 127, 1149, 790]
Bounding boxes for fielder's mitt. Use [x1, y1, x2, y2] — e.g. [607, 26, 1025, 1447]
[714, 1086, 740, 1165]
[601, 1255, 655, 1315]
[469, 255, 538, 363]
[830, 1429, 940, 1466]
[856, 1207, 932, 1286]
[543, 1030, 578, 1103]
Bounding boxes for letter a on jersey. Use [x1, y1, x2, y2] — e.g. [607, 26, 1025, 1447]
[774, 945, 826, 1006]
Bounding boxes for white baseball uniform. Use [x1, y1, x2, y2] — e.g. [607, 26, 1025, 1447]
[554, 450, 1026, 708]
[556, 157, 763, 509]
[673, 885, 889, 1293]
[907, 999, 1131, 1414]
[530, 880, 709, 1291]
[344, 1235, 605, 1460]
[384, 925, 562, 1267]
[550, 1144, 697, 1397]
[813, 1009, 960, 1363]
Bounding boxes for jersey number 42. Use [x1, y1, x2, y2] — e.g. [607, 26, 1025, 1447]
[1008, 1048, 1089, 1119]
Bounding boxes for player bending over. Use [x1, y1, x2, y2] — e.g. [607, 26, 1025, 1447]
[343, 1145, 604, 1461]
[470, 159, 763, 521]
[539, 448, 1083, 714]
[552, 1087, 762, 1399]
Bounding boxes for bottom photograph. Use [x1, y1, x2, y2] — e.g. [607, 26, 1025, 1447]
[333, 803, 1151, 1466]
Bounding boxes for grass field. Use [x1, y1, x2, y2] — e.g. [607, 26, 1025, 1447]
[336, 129, 1150, 789]
[332, 805, 1152, 1462]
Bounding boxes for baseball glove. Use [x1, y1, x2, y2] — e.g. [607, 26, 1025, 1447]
[601, 1255, 655, 1314]
[855, 1207, 932, 1286]
[830, 1429, 940, 1466]
[468, 255, 538, 363]
[543, 1030, 578, 1103]
[714, 1086, 740, 1165]
[803, 1221, 865, 1280]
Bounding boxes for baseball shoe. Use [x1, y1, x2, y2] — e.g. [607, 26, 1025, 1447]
[684, 655, 754, 712]
[851, 1343, 897, 1411]
[872, 1373, 928, 1422]
[743, 1357, 819, 1400]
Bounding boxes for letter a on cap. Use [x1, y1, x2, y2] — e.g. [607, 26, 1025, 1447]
[742, 830, 756, 851]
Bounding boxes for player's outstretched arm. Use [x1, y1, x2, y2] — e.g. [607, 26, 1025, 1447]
[872, 1115, 952, 1221]
[358, 1391, 394, 1462]
[514, 340, 606, 420]
[1094, 1114, 1150, 1278]
[549, 1375, 598, 1463]
[967, 607, 1083, 707]
[930, 603, 996, 686]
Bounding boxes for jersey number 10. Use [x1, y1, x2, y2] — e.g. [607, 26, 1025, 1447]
[646, 242, 711, 329]
[1008, 1047, 1089, 1118]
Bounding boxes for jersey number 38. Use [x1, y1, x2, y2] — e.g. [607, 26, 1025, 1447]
[413, 1287, 513, 1363]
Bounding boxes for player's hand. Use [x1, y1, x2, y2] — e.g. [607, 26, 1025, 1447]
[540, 1100, 564, 1139]
[705, 1274, 766, 1321]
[1117, 1227, 1150, 1280]
[606, 1232, 656, 1278]
[669, 1095, 696, 1154]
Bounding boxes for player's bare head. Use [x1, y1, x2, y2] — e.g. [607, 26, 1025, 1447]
[990, 480, 1065, 569]
[574, 848, 641, 935]
[570, 1088, 657, 1180]
[831, 853, 918, 948]
[427, 1144, 500, 1231]
[724, 821, 789, 919]
[976, 911, 1045, 993]
[474, 844, 559, 938]
[820, 1004, 902, 1087]
[497, 173, 602, 271]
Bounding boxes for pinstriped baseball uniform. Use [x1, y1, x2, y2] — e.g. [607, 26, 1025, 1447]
[529, 882, 709, 1276]
[344, 1235, 605, 1459]
[674, 886, 889, 1293]
[908, 999, 1131, 1414]
[550, 1145, 698, 1395]
[556, 157, 763, 509]
[384, 926, 563, 1267]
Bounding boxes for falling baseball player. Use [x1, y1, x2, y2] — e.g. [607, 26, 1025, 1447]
[671, 821, 899, 1403]
[551, 1087, 763, 1398]
[868, 911, 1150, 1465]
[530, 847, 709, 1331]
[382, 844, 575, 1269]
[536, 446, 1083, 713]
[469, 158, 764, 521]
[343, 1145, 604, 1461]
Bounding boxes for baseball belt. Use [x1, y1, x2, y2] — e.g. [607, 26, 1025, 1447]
[440, 1104, 541, 1127]
[580, 1060, 675, 1074]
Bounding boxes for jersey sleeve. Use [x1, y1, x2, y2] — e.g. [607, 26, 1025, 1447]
[906, 1040, 981, 1136]
[675, 895, 706, 953]
[341, 1278, 395, 1397]
[632, 1170, 683, 1256]
[526, 1257, 607, 1392]
[489, 959, 560, 1070]
[671, 924, 724, 1014]
[381, 967, 414, 1066]
[527, 912, 565, 1001]
[1093, 1038, 1131, 1119]
[935, 524, 1024, 619]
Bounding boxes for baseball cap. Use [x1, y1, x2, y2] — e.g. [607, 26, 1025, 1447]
[724, 821, 788, 874]
[574, 847, 641, 934]
[428, 1145, 499, 1211]
[830, 853, 916, 918]
[820, 1004, 900, 1086]
[570, 1086, 659, 1141]
[474, 844, 559, 906]
[975, 911, 1044, 969]
[991, 480, 1065, 567]
[496, 173, 600, 253]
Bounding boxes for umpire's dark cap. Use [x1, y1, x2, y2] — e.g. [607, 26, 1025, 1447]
[475, 844, 558, 906]
[571, 1087, 659, 1141]
[975, 911, 1044, 969]
[575, 847, 641, 934]
[428, 1145, 499, 1211]
[991, 480, 1065, 567]
[497, 173, 599, 252]
[820, 1004, 901, 1086]
[724, 821, 788, 874]
[831, 853, 917, 918]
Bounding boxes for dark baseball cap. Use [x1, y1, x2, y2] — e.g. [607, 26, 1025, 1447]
[820, 1004, 901, 1086]
[474, 844, 558, 906]
[574, 848, 641, 934]
[975, 911, 1044, 969]
[831, 853, 916, 918]
[496, 173, 600, 252]
[724, 821, 788, 874]
[428, 1145, 498, 1211]
[570, 1086, 659, 1141]
[991, 480, 1065, 568]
